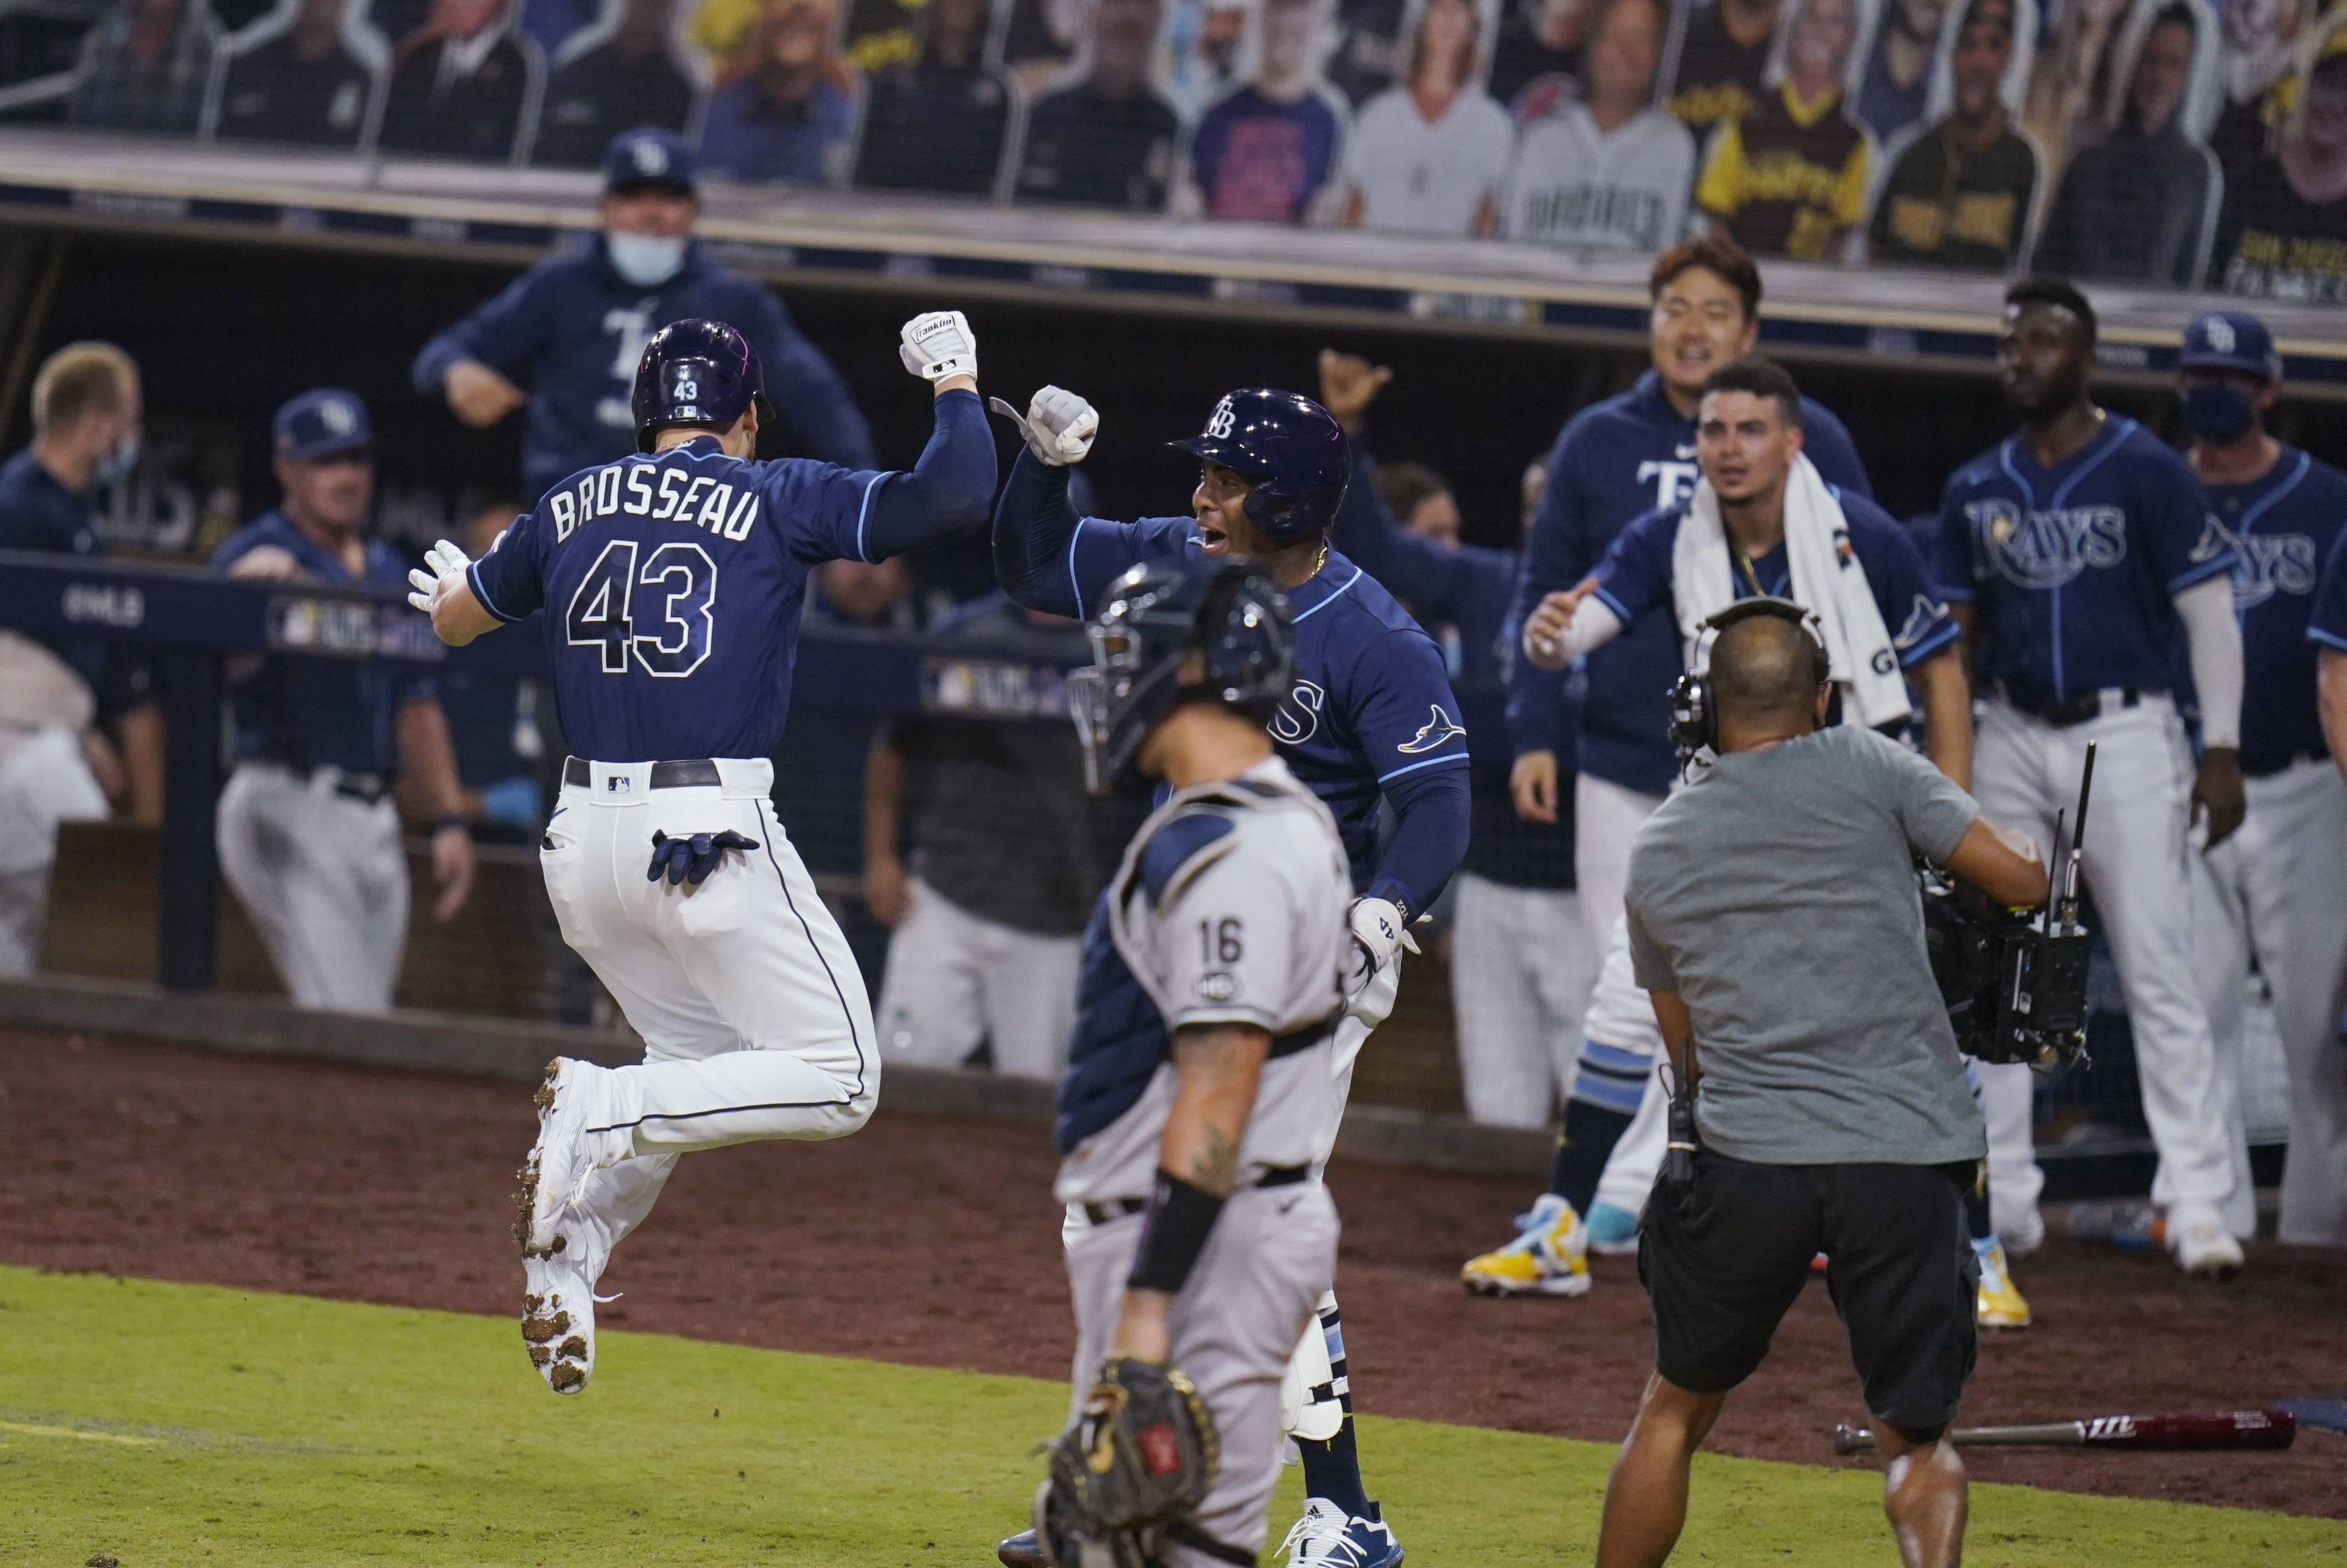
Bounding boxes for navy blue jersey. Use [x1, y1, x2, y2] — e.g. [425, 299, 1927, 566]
[0, 446, 137, 711]
[1589, 489, 1959, 676]
[1509, 369, 1873, 795]
[2206, 446, 2347, 770]
[213, 514, 434, 777]
[411, 238, 874, 508]
[993, 453, 1470, 914]
[1936, 416, 2238, 701]
[469, 390, 993, 764]
[2311, 526, 2347, 659]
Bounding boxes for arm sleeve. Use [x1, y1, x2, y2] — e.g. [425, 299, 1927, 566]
[1587, 509, 1672, 627]
[1329, 447, 1483, 625]
[2310, 529, 2347, 653]
[1626, 900, 1676, 992]
[412, 268, 553, 390]
[1161, 850, 1295, 1034]
[1504, 422, 1590, 757]
[775, 389, 993, 565]
[991, 447, 1194, 618]
[2140, 455, 2235, 595]
[2174, 574, 2244, 750]
[1367, 765, 1470, 917]
[1350, 628, 1472, 914]
[465, 506, 551, 623]
[1933, 482, 1976, 602]
[744, 288, 878, 470]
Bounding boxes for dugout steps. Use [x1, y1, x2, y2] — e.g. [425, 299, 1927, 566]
[0, 973, 1557, 1177]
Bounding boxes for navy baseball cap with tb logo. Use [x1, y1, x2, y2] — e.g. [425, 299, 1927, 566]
[273, 388, 372, 461]
[602, 127, 697, 196]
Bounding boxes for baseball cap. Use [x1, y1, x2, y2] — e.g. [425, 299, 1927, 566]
[602, 127, 696, 196]
[273, 388, 372, 461]
[2179, 311, 2282, 382]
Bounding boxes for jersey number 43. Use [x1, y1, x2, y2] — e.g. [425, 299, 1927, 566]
[565, 538, 717, 677]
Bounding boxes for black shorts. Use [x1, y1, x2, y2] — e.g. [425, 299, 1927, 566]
[1638, 1153, 1980, 1438]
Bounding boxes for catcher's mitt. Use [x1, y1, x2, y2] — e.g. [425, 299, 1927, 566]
[1035, 1358, 1233, 1568]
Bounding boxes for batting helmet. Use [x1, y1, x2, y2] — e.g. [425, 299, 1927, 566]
[630, 318, 777, 453]
[1169, 388, 1350, 542]
[1070, 559, 1295, 794]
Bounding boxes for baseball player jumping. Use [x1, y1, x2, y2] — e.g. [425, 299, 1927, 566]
[407, 310, 997, 1393]
[991, 384, 1469, 1568]
[1033, 558, 1353, 1568]
[1936, 278, 2248, 1278]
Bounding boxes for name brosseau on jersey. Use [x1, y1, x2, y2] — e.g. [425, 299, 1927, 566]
[547, 459, 762, 543]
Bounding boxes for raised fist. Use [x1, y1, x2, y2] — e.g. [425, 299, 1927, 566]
[899, 310, 978, 385]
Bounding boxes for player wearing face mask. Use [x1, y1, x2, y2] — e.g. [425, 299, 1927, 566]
[412, 127, 875, 510]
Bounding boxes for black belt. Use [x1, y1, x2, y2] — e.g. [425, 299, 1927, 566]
[2242, 750, 2319, 780]
[1270, 1012, 1342, 1060]
[1081, 1164, 1310, 1226]
[255, 761, 389, 804]
[1998, 682, 2151, 728]
[563, 756, 723, 789]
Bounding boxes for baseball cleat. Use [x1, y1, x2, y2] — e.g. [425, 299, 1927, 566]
[1972, 1236, 2030, 1329]
[1459, 1193, 1591, 1297]
[2170, 1213, 2245, 1280]
[516, 1056, 603, 1260]
[1585, 1201, 1641, 1256]
[996, 1526, 1043, 1568]
[521, 1244, 604, 1394]
[1280, 1499, 1403, 1568]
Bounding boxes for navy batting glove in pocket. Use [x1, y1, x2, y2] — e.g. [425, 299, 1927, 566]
[647, 829, 762, 887]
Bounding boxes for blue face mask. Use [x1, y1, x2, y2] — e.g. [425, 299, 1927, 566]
[2180, 382, 2257, 444]
[606, 231, 687, 288]
[94, 432, 139, 487]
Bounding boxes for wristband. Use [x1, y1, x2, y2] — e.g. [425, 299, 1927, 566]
[431, 814, 469, 835]
[1125, 1169, 1227, 1295]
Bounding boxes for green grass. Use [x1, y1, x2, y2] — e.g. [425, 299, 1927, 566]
[0, 1265, 2338, 1566]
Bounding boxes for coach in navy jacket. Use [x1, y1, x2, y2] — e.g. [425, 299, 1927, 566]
[412, 127, 874, 507]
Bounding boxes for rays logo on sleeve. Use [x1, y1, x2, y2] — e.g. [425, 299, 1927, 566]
[1398, 704, 1466, 753]
[1968, 500, 2128, 589]
[1895, 593, 1945, 653]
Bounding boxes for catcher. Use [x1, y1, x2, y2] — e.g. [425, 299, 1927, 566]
[1036, 558, 1352, 1568]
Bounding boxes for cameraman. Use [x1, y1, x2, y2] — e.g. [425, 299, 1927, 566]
[1595, 606, 2046, 1568]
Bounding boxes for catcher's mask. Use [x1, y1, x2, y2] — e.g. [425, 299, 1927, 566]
[1069, 559, 1294, 795]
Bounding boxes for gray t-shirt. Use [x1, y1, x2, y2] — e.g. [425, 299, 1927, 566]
[1625, 724, 1988, 1167]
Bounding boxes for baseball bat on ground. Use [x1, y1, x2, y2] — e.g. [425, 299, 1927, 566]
[1831, 1409, 2296, 1456]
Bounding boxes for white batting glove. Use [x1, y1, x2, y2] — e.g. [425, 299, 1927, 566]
[1343, 896, 1423, 1030]
[987, 385, 1099, 466]
[899, 309, 977, 384]
[406, 537, 473, 615]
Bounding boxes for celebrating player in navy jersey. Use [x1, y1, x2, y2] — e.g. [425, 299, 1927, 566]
[412, 128, 875, 509]
[2175, 310, 2347, 1250]
[990, 382, 1463, 1568]
[2316, 533, 2347, 773]
[1460, 236, 1877, 1293]
[408, 311, 996, 1397]
[1936, 277, 2249, 1280]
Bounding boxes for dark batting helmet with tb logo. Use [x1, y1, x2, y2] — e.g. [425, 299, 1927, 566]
[630, 318, 778, 453]
[1169, 387, 1351, 542]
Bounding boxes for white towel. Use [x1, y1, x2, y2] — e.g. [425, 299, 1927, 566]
[1670, 454, 1912, 730]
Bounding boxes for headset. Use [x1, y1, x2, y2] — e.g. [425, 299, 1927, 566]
[1666, 596, 1832, 762]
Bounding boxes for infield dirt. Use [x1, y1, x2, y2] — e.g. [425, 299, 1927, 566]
[3, 1027, 2341, 1518]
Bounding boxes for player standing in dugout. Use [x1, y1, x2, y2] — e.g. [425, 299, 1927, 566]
[989, 379, 1470, 1568]
[413, 127, 875, 509]
[1595, 600, 2049, 1568]
[406, 309, 994, 1395]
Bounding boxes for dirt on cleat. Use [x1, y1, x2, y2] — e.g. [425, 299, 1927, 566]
[549, 1362, 586, 1393]
[522, 1307, 572, 1343]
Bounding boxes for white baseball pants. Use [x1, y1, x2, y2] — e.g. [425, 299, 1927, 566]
[542, 758, 879, 1259]
[875, 876, 1080, 1081]
[1065, 1183, 1339, 1568]
[2193, 757, 2347, 1246]
[1571, 775, 1674, 1212]
[0, 725, 109, 977]
[1449, 873, 1592, 1128]
[216, 761, 408, 1011]
[1574, 773, 1664, 956]
[1970, 696, 2238, 1241]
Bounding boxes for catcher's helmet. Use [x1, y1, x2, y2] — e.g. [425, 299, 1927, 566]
[1070, 559, 1295, 794]
[1169, 388, 1350, 542]
[630, 318, 777, 453]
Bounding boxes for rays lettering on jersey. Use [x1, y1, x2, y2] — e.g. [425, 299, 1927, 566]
[1966, 500, 2127, 589]
[2217, 523, 2320, 610]
[548, 460, 761, 543]
[1270, 678, 1325, 744]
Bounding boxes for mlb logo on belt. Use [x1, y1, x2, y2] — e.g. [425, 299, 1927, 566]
[607, 775, 632, 794]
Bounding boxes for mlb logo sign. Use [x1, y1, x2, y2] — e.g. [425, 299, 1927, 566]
[607, 776, 633, 794]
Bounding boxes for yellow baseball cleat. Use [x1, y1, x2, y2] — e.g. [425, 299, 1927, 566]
[1460, 1194, 1592, 1297]
[1973, 1236, 2031, 1329]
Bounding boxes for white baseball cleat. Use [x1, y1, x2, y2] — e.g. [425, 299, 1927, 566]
[2169, 1211, 2245, 1280]
[516, 1057, 605, 1260]
[522, 1246, 604, 1395]
[1280, 1498, 1404, 1568]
